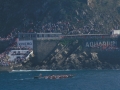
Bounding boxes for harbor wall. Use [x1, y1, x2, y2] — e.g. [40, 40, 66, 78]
[97, 50, 120, 64]
[33, 37, 120, 64]
[33, 40, 59, 62]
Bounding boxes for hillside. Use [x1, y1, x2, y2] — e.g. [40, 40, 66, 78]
[0, 0, 120, 37]
[1, 0, 120, 70]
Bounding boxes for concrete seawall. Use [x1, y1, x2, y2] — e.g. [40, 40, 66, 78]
[0, 66, 12, 72]
[97, 51, 120, 64]
[33, 40, 59, 62]
[85, 48, 120, 63]
[33, 38, 120, 66]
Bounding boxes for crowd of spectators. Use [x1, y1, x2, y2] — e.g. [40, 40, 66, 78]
[19, 19, 118, 36]
[0, 51, 10, 66]
[20, 20, 86, 35]
[0, 19, 117, 41]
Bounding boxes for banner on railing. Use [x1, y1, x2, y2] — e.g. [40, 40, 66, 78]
[17, 40, 33, 49]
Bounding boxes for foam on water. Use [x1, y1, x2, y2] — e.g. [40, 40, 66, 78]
[11, 69, 71, 72]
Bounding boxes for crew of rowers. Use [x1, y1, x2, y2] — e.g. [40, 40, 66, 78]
[38, 74, 73, 79]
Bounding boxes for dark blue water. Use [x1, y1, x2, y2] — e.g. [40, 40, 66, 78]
[0, 70, 120, 90]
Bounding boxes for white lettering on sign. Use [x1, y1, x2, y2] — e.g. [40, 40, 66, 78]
[17, 40, 33, 49]
[85, 41, 117, 47]
[18, 42, 32, 45]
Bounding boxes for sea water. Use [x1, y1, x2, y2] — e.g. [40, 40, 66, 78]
[0, 70, 120, 90]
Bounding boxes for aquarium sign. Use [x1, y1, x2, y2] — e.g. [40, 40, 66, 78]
[85, 41, 117, 47]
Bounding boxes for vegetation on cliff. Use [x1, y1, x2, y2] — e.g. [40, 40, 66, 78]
[1, 0, 120, 37]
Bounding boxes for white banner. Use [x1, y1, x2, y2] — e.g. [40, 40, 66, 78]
[17, 40, 33, 49]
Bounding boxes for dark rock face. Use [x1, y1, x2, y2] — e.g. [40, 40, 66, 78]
[0, 41, 10, 53]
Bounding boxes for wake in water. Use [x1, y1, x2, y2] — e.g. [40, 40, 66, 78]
[11, 69, 71, 73]
[14, 77, 34, 81]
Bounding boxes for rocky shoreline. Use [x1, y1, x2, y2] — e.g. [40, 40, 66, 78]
[11, 52, 120, 71]
[1, 39, 120, 71]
